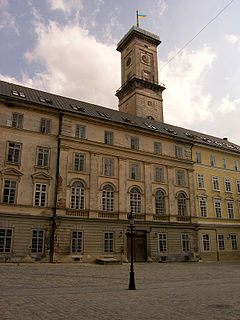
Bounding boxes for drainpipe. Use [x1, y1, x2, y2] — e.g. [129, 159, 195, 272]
[50, 113, 63, 263]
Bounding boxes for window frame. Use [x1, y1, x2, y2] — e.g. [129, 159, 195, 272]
[155, 190, 165, 214]
[212, 176, 220, 191]
[199, 197, 207, 217]
[214, 200, 222, 218]
[31, 229, 45, 254]
[130, 136, 139, 150]
[197, 173, 205, 189]
[225, 178, 232, 192]
[0, 228, 13, 253]
[12, 112, 24, 129]
[75, 124, 86, 139]
[202, 234, 210, 251]
[130, 187, 141, 214]
[177, 170, 185, 186]
[155, 166, 164, 183]
[3, 179, 17, 204]
[71, 231, 83, 254]
[218, 234, 225, 251]
[181, 233, 190, 252]
[196, 152, 202, 164]
[175, 146, 183, 159]
[37, 147, 50, 168]
[40, 118, 51, 134]
[230, 234, 237, 250]
[104, 232, 114, 253]
[34, 183, 47, 207]
[227, 201, 234, 219]
[104, 131, 114, 145]
[102, 184, 114, 212]
[7, 141, 21, 164]
[104, 158, 114, 177]
[177, 192, 187, 216]
[210, 155, 216, 167]
[154, 142, 162, 155]
[74, 153, 85, 172]
[70, 181, 85, 210]
[158, 233, 167, 252]
[130, 163, 140, 180]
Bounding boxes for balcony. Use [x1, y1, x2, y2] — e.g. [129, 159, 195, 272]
[66, 209, 89, 218]
[153, 214, 170, 222]
[98, 212, 119, 219]
[176, 216, 191, 222]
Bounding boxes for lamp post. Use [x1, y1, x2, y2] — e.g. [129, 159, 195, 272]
[128, 211, 136, 290]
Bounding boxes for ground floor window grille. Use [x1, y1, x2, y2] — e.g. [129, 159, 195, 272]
[202, 234, 210, 251]
[0, 228, 12, 253]
[104, 232, 114, 253]
[31, 230, 44, 254]
[230, 234, 237, 250]
[71, 231, 83, 254]
[218, 234, 225, 251]
[159, 233, 167, 252]
[181, 233, 190, 252]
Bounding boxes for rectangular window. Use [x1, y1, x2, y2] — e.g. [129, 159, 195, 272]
[104, 232, 114, 253]
[214, 201, 222, 218]
[71, 231, 83, 254]
[236, 180, 240, 193]
[177, 170, 185, 186]
[37, 147, 49, 167]
[210, 155, 216, 167]
[154, 142, 162, 155]
[130, 136, 139, 150]
[0, 229, 12, 253]
[75, 124, 86, 139]
[7, 142, 21, 163]
[155, 166, 164, 183]
[199, 198, 207, 217]
[196, 152, 202, 164]
[230, 234, 237, 250]
[181, 233, 190, 252]
[222, 158, 228, 169]
[234, 160, 239, 171]
[225, 178, 231, 192]
[12, 112, 23, 129]
[104, 131, 114, 145]
[175, 146, 183, 159]
[34, 183, 47, 207]
[3, 180, 17, 204]
[40, 118, 51, 134]
[74, 153, 85, 172]
[202, 234, 210, 251]
[227, 202, 234, 219]
[104, 158, 114, 176]
[130, 163, 140, 180]
[212, 176, 220, 191]
[197, 173, 205, 189]
[159, 233, 167, 252]
[218, 234, 225, 251]
[31, 230, 44, 254]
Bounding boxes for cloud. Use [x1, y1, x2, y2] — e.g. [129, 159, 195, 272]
[225, 34, 239, 44]
[0, 0, 18, 33]
[218, 95, 240, 114]
[157, 0, 168, 16]
[48, 0, 83, 14]
[24, 21, 120, 108]
[160, 46, 215, 125]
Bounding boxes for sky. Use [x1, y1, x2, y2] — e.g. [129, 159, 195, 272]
[1, 0, 240, 144]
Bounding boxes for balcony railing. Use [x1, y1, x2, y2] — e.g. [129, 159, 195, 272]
[98, 212, 119, 219]
[66, 209, 89, 218]
[153, 214, 170, 221]
[176, 216, 191, 222]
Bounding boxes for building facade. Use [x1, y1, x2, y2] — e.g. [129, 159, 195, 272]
[0, 26, 239, 263]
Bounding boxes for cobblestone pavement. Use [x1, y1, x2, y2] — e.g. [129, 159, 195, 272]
[0, 262, 240, 320]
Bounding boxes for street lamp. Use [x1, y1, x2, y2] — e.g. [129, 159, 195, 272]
[128, 211, 136, 290]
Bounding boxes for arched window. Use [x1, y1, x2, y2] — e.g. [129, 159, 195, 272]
[177, 192, 187, 216]
[130, 187, 141, 213]
[102, 184, 114, 211]
[71, 181, 85, 209]
[155, 190, 165, 214]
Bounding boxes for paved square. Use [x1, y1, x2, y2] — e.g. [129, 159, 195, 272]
[0, 262, 240, 320]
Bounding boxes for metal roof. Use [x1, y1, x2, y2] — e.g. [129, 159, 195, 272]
[1, 79, 240, 154]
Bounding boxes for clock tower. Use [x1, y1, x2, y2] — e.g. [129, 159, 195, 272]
[116, 26, 165, 122]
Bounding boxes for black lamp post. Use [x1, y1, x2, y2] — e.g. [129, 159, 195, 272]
[128, 211, 136, 290]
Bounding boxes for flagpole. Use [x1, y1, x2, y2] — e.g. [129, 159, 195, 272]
[136, 9, 139, 27]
